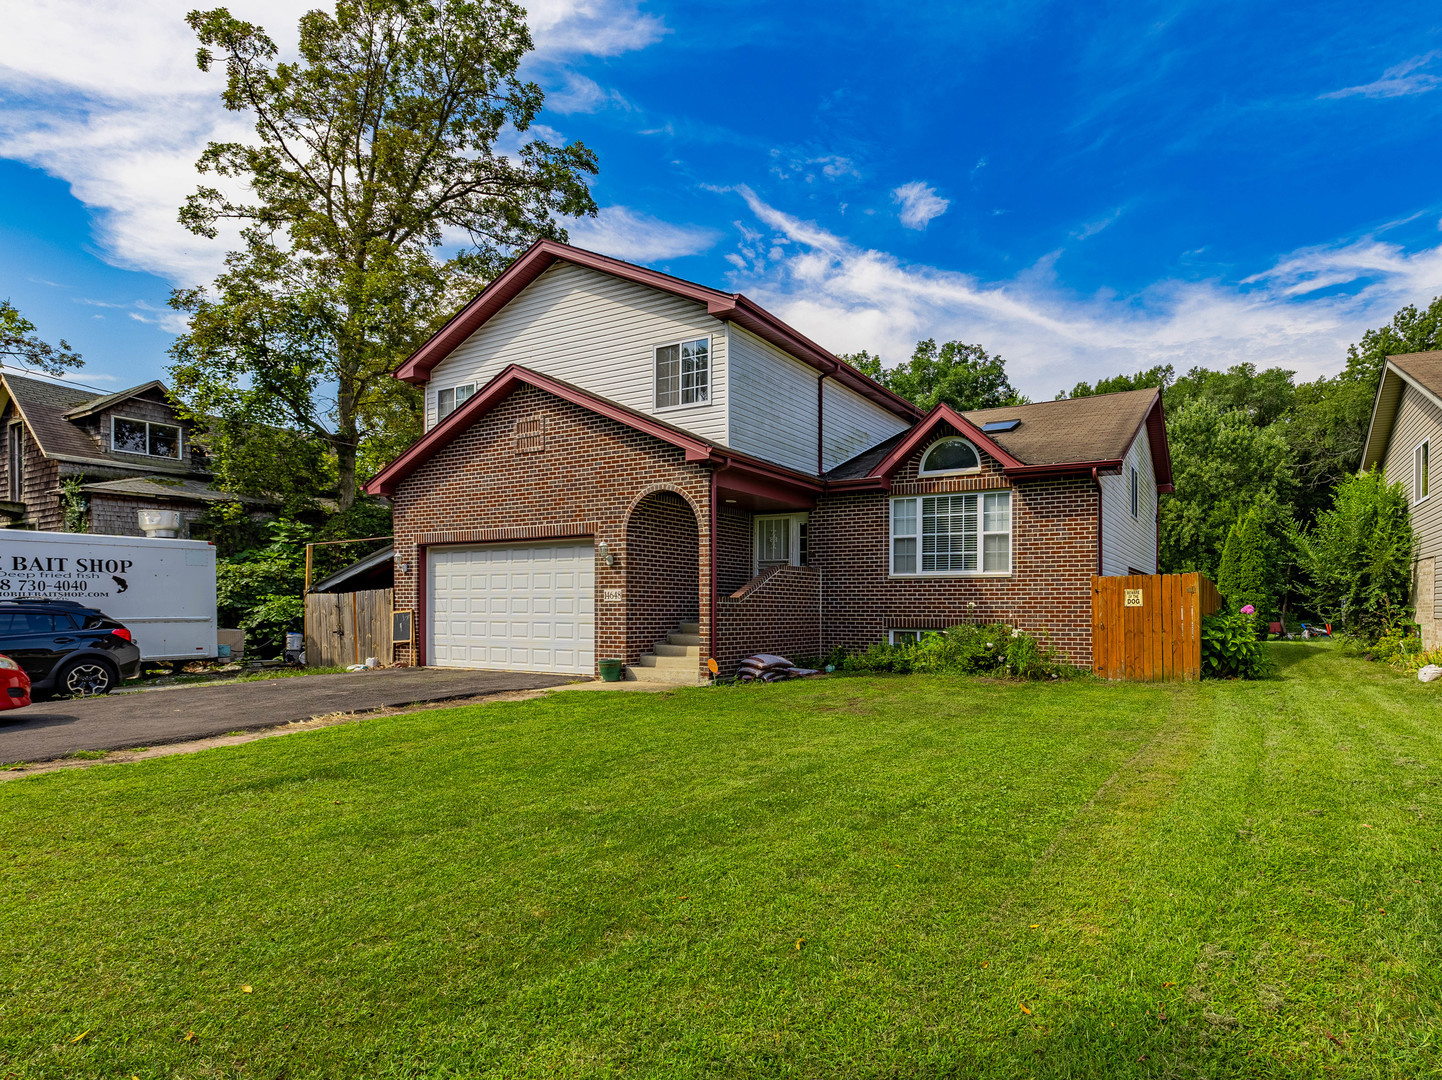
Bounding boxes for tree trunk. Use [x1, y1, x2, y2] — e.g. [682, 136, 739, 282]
[335, 434, 357, 510]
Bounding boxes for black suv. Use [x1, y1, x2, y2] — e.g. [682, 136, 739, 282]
[0, 599, 141, 696]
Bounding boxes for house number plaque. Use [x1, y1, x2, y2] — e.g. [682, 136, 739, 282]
[1124, 589, 1143, 607]
[603, 588, 623, 602]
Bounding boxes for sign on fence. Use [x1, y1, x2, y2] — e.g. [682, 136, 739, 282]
[1091, 573, 1223, 682]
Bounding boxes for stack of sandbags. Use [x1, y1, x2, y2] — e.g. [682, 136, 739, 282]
[736, 654, 822, 682]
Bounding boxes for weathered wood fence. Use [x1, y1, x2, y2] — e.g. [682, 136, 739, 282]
[304, 588, 394, 668]
[1091, 573, 1223, 681]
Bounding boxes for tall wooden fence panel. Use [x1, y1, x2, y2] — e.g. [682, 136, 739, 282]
[305, 588, 394, 668]
[1091, 573, 1222, 681]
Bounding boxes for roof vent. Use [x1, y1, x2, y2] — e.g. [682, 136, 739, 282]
[981, 419, 1021, 433]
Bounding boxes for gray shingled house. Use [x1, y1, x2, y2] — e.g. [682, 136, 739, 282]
[0, 372, 263, 537]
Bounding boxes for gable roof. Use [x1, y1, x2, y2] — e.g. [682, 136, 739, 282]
[826, 387, 1173, 488]
[392, 239, 921, 422]
[1360, 351, 1442, 472]
[365, 364, 822, 499]
[0, 372, 198, 475]
[310, 544, 394, 593]
[63, 379, 168, 420]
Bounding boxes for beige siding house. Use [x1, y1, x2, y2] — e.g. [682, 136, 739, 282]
[1360, 351, 1442, 646]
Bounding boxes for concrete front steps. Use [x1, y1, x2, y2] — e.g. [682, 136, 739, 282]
[628, 621, 706, 684]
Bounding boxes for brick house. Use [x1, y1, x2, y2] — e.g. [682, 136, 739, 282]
[0, 373, 256, 537]
[367, 240, 1173, 680]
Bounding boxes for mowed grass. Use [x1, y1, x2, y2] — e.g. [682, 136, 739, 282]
[2, 644, 1440, 1078]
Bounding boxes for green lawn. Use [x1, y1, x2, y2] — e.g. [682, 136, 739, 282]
[2, 643, 1439, 1078]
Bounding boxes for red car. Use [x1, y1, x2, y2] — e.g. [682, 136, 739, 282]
[0, 654, 32, 710]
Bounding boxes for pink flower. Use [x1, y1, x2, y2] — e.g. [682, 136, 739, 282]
[1240, 604, 1255, 614]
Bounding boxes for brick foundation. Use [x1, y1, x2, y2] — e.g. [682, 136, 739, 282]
[716, 565, 821, 673]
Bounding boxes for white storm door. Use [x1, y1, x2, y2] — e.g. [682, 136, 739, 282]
[427, 541, 595, 674]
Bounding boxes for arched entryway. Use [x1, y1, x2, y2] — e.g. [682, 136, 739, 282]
[625, 490, 702, 666]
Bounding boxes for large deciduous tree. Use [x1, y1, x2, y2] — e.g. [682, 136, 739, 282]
[845, 339, 1025, 412]
[169, 0, 598, 507]
[0, 301, 83, 376]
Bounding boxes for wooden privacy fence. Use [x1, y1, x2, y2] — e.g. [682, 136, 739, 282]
[1091, 573, 1223, 681]
[304, 588, 394, 668]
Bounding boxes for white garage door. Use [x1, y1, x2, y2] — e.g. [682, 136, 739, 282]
[427, 541, 595, 674]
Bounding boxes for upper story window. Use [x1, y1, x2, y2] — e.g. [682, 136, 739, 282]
[891, 492, 1011, 575]
[436, 383, 476, 422]
[1416, 439, 1431, 504]
[1130, 466, 1140, 518]
[655, 337, 709, 409]
[918, 436, 981, 476]
[112, 416, 181, 459]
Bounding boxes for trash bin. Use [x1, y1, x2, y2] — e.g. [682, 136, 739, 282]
[598, 659, 624, 682]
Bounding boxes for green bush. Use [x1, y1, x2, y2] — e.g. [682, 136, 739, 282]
[1217, 503, 1276, 622]
[1294, 470, 1414, 644]
[840, 623, 1074, 681]
[1201, 611, 1272, 679]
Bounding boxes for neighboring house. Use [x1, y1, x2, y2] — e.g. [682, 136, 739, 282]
[0, 373, 255, 537]
[1360, 350, 1442, 647]
[366, 240, 1173, 679]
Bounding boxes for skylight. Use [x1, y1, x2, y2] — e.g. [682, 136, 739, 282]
[981, 419, 1021, 433]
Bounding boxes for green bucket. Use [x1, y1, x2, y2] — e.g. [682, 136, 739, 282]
[598, 659, 624, 682]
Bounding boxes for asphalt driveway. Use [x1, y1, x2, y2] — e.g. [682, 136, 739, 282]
[0, 667, 574, 763]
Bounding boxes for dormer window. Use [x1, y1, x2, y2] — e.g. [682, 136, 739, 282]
[655, 337, 709, 409]
[111, 416, 181, 459]
[918, 436, 980, 476]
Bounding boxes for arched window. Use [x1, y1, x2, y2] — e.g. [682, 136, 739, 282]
[919, 436, 980, 475]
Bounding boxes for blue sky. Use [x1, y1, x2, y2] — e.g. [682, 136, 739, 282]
[2, 0, 1442, 399]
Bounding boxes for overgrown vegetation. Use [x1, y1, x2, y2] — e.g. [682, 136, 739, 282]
[1200, 609, 1273, 679]
[839, 622, 1074, 680]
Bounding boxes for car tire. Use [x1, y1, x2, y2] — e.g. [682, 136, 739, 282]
[57, 658, 119, 697]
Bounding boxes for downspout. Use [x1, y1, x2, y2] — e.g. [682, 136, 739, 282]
[1092, 466, 1103, 576]
[816, 373, 826, 475]
[710, 459, 727, 675]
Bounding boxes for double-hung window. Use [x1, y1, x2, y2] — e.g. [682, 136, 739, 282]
[111, 416, 181, 459]
[754, 513, 808, 573]
[655, 338, 709, 409]
[1416, 440, 1430, 504]
[890, 492, 1011, 575]
[436, 383, 476, 423]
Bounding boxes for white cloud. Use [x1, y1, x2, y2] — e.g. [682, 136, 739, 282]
[1072, 207, 1123, 240]
[564, 206, 718, 262]
[722, 188, 1442, 396]
[544, 71, 631, 115]
[892, 181, 949, 230]
[0, 0, 664, 288]
[1321, 53, 1442, 99]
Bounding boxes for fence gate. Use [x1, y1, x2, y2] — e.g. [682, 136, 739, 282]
[1090, 573, 1222, 681]
[304, 588, 394, 668]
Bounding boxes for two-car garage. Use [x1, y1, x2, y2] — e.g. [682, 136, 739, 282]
[426, 541, 595, 675]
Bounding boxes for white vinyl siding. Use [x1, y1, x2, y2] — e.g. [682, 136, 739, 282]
[1100, 430, 1157, 575]
[424, 262, 728, 444]
[891, 492, 1011, 575]
[726, 325, 819, 474]
[1381, 384, 1442, 629]
[820, 377, 912, 473]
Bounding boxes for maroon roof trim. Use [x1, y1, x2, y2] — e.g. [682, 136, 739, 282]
[392, 239, 920, 421]
[364, 364, 821, 500]
[867, 404, 1026, 479]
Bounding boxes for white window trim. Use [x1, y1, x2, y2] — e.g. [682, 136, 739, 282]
[918, 436, 983, 477]
[653, 335, 712, 413]
[889, 492, 1013, 577]
[1130, 466, 1140, 519]
[753, 512, 808, 575]
[1416, 439, 1431, 505]
[110, 415, 183, 460]
[434, 382, 476, 426]
[889, 629, 941, 645]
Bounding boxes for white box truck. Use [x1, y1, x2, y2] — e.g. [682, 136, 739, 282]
[0, 530, 217, 662]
